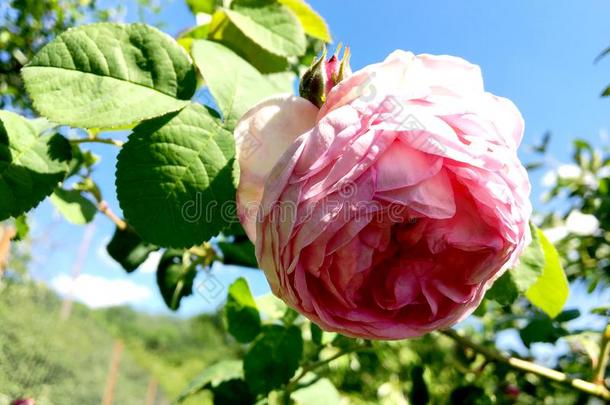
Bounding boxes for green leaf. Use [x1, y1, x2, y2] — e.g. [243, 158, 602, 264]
[266, 71, 296, 93]
[186, 0, 220, 14]
[225, 4, 307, 57]
[0, 110, 70, 220]
[486, 223, 552, 307]
[191, 40, 282, 127]
[525, 229, 569, 318]
[178, 359, 243, 402]
[218, 238, 258, 268]
[292, 378, 340, 404]
[512, 223, 545, 291]
[256, 293, 287, 319]
[226, 277, 261, 343]
[555, 309, 580, 323]
[22, 23, 196, 129]
[212, 379, 255, 405]
[450, 386, 492, 405]
[244, 324, 303, 395]
[49, 188, 97, 225]
[409, 365, 430, 405]
[485, 271, 519, 306]
[210, 13, 290, 74]
[519, 316, 566, 347]
[115, 103, 236, 248]
[106, 226, 158, 273]
[602, 85, 610, 97]
[13, 215, 29, 241]
[278, 0, 332, 42]
[156, 250, 197, 310]
[310, 323, 323, 345]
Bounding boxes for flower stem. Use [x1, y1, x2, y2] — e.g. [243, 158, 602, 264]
[594, 320, 610, 385]
[97, 200, 127, 231]
[70, 137, 124, 147]
[283, 344, 371, 402]
[441, 329, 610, 400]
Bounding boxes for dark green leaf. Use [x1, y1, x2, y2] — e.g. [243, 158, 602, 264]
[106, 226, 158, 273]
[212, 379, 255, 405]
[450, 386, 492, 405]
[116, 103, 236, 248]
[226, 277, 261, 343]
[218, 239, 258, 268]
[485, 272, 519, 306]
[0, 110, 70, 220]
[244, 324, 303, 395]
[555, 309, 580, 323]
[310, 323, 322, 345]
[519, 317, 566, 347]
[157, 250, 197, 310]
[409, 365, 430, 405]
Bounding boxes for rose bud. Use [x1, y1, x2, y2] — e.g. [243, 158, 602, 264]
[235, 50, 531, 339]
[299, 46, 351, 108]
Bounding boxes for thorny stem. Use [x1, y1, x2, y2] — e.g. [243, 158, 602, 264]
[442, 329, 610, 401]
[594, 319, 610, 385]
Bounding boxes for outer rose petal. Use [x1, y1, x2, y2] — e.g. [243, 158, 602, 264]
[235, 95, 318, 241]
[319, 51, 484, 119]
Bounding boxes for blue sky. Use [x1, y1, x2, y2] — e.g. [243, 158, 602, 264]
[23, 0, 610, 320]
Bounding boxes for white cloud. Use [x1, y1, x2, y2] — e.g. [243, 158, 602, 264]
[50, 274, 152, 308]
[566, 211, 600, 236]
[139, 251, 163, 274]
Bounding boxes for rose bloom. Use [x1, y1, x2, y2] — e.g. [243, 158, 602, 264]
[235, 50, 531, 339]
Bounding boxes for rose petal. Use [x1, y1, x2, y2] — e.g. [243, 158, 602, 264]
[235, 95, 318, 241]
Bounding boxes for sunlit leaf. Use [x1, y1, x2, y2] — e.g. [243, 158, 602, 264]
[116, 103, 236, 248]
[50, 188, 97, 225]
[525, 228, 569, 318]
[225, 4, 307, 57]
[225, 277, 261, 343]
[191, 40, 281, 127]
[278, 0, 332, 42]
[22, 23, 196, 128]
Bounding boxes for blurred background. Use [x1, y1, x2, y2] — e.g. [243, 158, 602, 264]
[1, 0, 609, 404]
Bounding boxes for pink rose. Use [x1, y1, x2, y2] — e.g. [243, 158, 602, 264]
[235, 50, 531, 339]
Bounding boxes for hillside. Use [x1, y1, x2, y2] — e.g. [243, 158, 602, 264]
[0, 280, 238, 404]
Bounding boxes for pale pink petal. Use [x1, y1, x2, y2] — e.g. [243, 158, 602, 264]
[235, 95, 318, 241]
